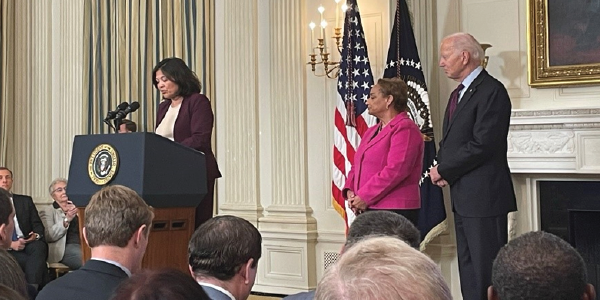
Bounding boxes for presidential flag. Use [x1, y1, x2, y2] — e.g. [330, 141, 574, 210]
[332, 0, 377, 227]
[383, 0, 447, 249]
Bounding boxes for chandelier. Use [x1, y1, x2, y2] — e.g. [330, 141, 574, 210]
[307, 0, 346, 79]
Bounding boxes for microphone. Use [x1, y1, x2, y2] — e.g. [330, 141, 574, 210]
[104, 102, 129, 121]
[115, 102, 140, 120]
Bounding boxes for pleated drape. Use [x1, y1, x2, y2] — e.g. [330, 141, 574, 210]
[83, 0, 214, 134]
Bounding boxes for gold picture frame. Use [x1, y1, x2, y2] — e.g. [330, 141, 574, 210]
[527, 0, 600, 87]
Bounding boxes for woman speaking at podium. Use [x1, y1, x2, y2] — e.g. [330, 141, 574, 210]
[153, 57, 221, 228]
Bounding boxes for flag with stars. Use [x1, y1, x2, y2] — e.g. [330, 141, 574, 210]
[383, 0, 447, 249]
[332, 0, 377, 228]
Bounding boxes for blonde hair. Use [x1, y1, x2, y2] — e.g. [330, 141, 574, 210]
[315, 237, 452, 300]
[85, 185, 154, 247]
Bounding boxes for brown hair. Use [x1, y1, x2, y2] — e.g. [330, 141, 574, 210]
[0, 167, 12, 177]
[120, 119, 137, 132]
[376, 77, 408, 113]
[189, 215, 262, 281]
[0, 250, 28, 298]
[85, 185, 153, 248]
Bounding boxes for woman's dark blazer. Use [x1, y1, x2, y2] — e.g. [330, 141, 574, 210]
[156, 93, 221, 180]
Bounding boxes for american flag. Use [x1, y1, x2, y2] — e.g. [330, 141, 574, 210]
[332, 0, 377, 227]
[383, 0, 447, 249]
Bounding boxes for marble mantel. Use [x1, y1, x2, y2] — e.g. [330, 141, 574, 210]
[508, 108, 600, 174]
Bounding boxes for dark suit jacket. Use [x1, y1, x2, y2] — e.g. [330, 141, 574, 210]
[437, 70, 517, 218]
[156, 93, 221, 180]
[36, 259, 129, 300]
[12, 194, 45, 241]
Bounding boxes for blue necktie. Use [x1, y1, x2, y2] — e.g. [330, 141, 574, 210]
[12, 229, 18, 241]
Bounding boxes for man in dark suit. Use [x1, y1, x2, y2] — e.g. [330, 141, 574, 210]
[430, 32, 517, 300]
[0, 167, 48, 289]
[189, 215, 262, 300]
[36, 185, 154, 300]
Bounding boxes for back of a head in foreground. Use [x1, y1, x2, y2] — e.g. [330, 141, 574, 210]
[0, 284, 27, 300]
[0, 250, 27, 298]
[110, 268, 209, 300]
[188, 215, 262, 281]
[315, 236, 452, 300]
[490, 231, 596, 300]
[85, 185, 154, 247]
[345, 210, 421, 249]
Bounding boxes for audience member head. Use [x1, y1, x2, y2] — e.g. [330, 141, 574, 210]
[0, 250, 28, 298]
[84, 185, 154, 273]
[315, 237, 451, 300]
[439, 32, 484, 82]
[111, 268, 209, 300]
[119, 119, 137, 133]
[489, 231, 596, 300]
[0, 167, 13, 192]
[188, 215, 262, 300]
[152, 57, 201, 99]
[344, 210, 421, 250]
[48, 178, 69, 207]
[0, 284, 27, 300]
[0, 189, 15, 249]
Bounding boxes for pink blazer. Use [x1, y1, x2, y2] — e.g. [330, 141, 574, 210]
[343, 112, 424, 209]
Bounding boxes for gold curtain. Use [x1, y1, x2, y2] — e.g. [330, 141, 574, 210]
[0, 0, 16, 166]
[83, 0, 214, 134]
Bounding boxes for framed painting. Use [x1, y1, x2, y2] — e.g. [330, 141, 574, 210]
[527, 0, 600, 87]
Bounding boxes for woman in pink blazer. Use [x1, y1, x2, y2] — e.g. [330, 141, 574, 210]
[343, 78, 424, 225]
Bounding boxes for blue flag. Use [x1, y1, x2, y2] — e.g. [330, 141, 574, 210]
[383, 0, 447, 248]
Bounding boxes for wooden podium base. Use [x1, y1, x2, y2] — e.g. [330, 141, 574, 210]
[78, 207, 195, 273]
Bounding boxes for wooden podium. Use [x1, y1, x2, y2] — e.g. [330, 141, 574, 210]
[68, 133, 207, 273]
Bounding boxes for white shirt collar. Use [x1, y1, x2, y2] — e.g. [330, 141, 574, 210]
[459, 66, 483, 101]
[197, 281, 237, 300]
[91, 258, 132, 277]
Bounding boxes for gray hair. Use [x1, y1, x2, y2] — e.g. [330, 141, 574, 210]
[316, 237, 452, 300]
[444, 32, 484, 65]
[48, 178, 67, 195]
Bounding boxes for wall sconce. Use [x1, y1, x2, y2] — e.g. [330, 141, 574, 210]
[307, 1, 346, 79]
[481, 43, 492, 68]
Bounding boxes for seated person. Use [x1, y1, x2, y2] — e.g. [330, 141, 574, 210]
[489, 231, 596, 300]
[118, 119, 137, 133]
[111, 268, 209, 300]
[315, 236, 451, 300]
[0, 167, 48, 289]
[39, 178, 82, 269]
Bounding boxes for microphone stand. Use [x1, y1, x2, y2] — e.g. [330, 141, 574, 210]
[104, 119, 117, 133]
